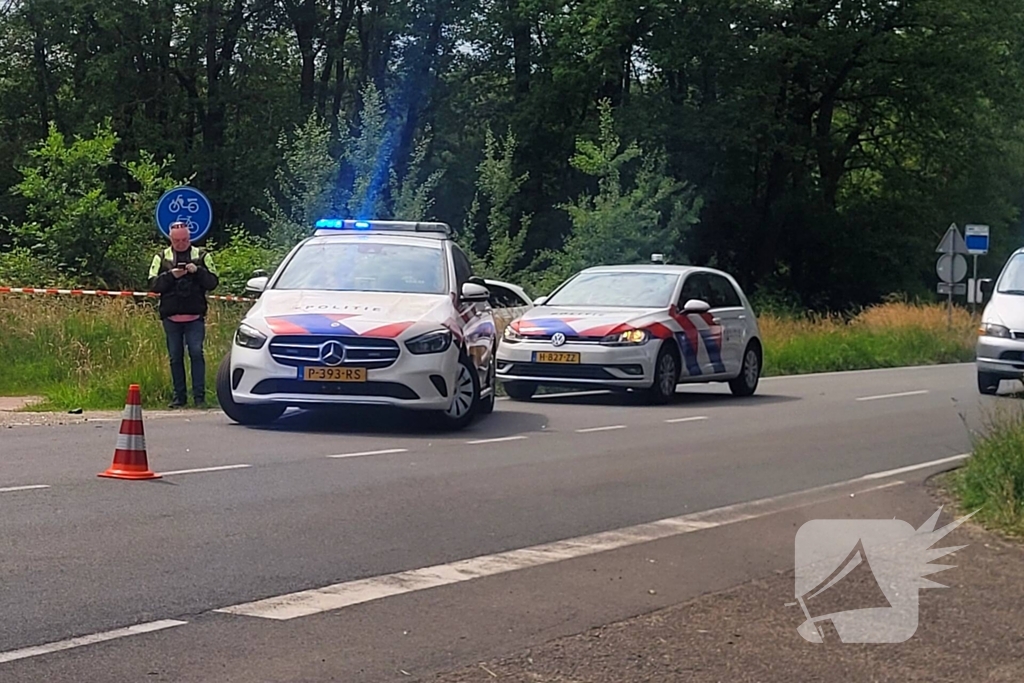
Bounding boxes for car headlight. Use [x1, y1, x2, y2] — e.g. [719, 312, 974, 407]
[503, 325, 524, 341]
[601, 328, 650, 345]
[979, 322, 1011, 338]
[235, 323, 267, 349]
[405, 329, 453, 355]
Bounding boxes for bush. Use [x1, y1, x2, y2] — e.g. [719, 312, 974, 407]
[953, 406, 1024, 536]
[208, 226, 282, 296]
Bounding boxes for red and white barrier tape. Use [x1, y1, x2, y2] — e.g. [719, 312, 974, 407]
[0, 286, 255, 303]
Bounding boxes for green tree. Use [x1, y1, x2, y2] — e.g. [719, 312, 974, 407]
[461, 127, 530, 280]
[9, 120, 178, 287]
[532, 99, 701, 294]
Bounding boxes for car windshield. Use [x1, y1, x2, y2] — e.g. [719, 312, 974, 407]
[273, 241, 447, 294]
[997, 253, 1024, 295]
[545, 272, 679, 308]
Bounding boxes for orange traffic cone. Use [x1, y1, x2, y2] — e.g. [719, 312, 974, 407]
[99, 384, 160, 480]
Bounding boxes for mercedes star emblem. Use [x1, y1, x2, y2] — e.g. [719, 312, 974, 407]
[319, 340, 346, 366]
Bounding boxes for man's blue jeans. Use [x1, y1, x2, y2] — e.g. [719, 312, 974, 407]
[162, 318, 206, 404]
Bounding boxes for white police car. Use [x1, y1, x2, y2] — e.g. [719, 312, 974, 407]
[496, 264, 763, 402]
[216, 220, 498, 429]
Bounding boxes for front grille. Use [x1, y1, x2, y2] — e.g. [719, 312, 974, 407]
[1012, 331, 1024, 340]
[251, 379, 419, 400]
[269, 335, 400, 369]
[1000, 350, 1024, 362]
[500, 363, 643, 380]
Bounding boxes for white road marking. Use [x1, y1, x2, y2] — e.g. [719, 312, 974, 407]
[665, 416, 709, 424]
[0, 619, 187, 665]
[0, 485, 49, 494]
[855, 390, 929, 402]
[328, 449, 409, 459]
[576, 425, 627, 434]
[159, 464, 252, 476]
[535, 389, 611, 400]
[759, 362, 971, 381]
[859, 453, 970, 480]
[215, 473, 919, 621]
[466, 436, 528, 445]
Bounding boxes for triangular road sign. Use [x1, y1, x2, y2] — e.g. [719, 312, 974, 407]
[936, 223, 969, 255]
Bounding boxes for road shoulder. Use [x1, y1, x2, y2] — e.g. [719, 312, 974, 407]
[427, 474, 1024, 683]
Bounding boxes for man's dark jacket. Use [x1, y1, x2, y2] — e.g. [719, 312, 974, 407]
[148, 246, 220, 320]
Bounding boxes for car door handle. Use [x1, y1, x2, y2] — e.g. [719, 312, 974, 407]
[712, 317, 721, 325]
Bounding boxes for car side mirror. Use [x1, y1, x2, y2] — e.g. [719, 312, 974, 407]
[682, 299, 710, 314]
[461, 282, 490, 302]
[252, 269, 268, 278]
[245, 276, 269, 294]
[533, 295, 549, 306]
[979, 278, 994, 295]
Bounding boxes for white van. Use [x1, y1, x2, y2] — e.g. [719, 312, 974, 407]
[977, 247, 1024, 394]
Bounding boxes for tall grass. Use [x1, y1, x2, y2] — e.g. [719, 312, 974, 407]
[0, 296, 244, 409]
[952, 405, 1024, 536]
[0, 296, 977, 410]
[759, 301, 976, 376]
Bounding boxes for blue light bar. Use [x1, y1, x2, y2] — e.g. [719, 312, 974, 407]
[313, 219, 453, 237]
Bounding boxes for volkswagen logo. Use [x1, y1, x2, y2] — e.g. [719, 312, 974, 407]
[319, 340, 346, 366]
[551, 332, 566, 347]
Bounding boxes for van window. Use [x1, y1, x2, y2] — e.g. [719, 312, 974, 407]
[997, 253, 1024, 294]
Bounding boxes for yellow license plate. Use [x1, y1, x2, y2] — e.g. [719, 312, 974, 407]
[534, 352, 580, 364]
[303, 367, 367, 382]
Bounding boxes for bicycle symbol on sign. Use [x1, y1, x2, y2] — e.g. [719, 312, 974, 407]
[168, 195, 200, 214]
[175, 216, 199, 234]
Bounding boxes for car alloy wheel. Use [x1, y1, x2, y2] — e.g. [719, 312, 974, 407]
[729, 343, 761, 397]
[646, 345, 679, 404]
[446, 360, 476, 420]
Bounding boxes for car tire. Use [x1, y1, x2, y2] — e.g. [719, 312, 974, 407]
[645, 343, 680, 405]
[438, 352, 480, 430]
[504, 381, 538, 401]
[478, 354, 497, 416]
[216, 355, 286, 426]
[978, 371, 1001, 395]
[729, 341, 762, 397]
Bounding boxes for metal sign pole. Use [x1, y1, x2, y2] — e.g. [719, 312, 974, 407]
[972, 254, 978, 316]
[947, 235, 953, 330]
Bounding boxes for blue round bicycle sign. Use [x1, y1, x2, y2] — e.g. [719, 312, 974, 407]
[155, 186, 213, 241]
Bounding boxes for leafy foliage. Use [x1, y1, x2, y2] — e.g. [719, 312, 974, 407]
[532, 100, 701, 293]
[8, 120, 177, 287]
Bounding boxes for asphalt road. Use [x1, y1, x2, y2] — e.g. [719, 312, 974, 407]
[0, 363, 1008, 681]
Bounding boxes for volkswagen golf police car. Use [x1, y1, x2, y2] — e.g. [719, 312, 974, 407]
[216, 219, 498, 429]
[496, 264, 762, 402]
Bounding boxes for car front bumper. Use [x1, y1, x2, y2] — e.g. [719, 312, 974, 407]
[495, 339, 658, 387]
[976, 335, 1024, 377]
[228, 342, 461, 410]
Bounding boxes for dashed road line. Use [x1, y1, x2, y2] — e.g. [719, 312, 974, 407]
[466, 435, 528, 445]
[855, 390, 929, 402]
[159, 464, 252, 476]
[576, 425, 626, 434]
[0, 485, 50, 494]
[665, 416, 709, 424]
[0, 619, 187, 665]
[328, 449, 409, 459]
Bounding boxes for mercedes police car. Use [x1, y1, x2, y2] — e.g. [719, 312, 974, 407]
[496, 264, 762, 402]
[216, 219, 498, 429]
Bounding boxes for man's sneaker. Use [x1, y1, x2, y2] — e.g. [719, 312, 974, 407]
[194, 400, 208, 409]
[168, 400, 186, 409]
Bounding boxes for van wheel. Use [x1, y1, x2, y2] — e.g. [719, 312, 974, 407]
[729, 342, 761, 397]
[216, 355, 285, 425]
[504, 381, 538, 401]
[438, 353, 480, 430]
[978, 371, 1001, 395]
[645, 343, 680, 404]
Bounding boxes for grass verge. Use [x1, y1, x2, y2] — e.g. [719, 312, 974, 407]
[949, 406, 1024, 537]
[0, 296, 977, 411]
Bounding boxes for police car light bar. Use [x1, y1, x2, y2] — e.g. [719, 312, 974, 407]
[314, 219, 453, 237]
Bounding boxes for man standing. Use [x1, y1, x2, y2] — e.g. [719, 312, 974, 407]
[148, 222, 220, 408]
